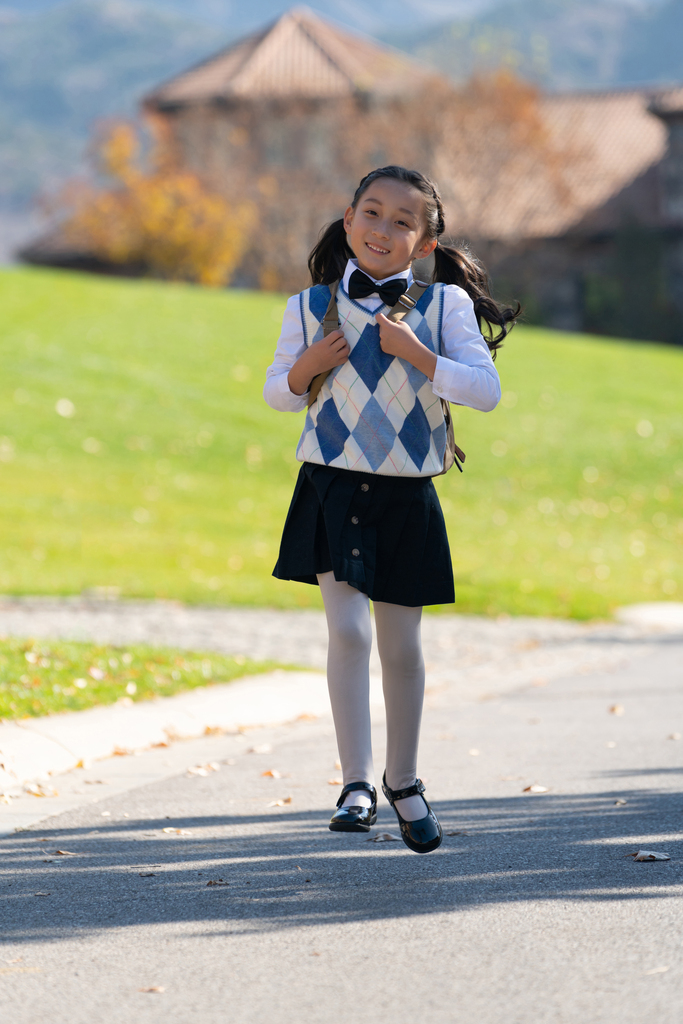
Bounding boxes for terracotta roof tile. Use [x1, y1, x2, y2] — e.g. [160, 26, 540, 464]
[145, 6, 435, 106]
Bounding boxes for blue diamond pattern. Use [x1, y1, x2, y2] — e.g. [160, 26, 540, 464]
[348, 323, 394, 394]
[351, 396, 397, 472]
[398, 397, 432, 471]
[316, 397, 350, 463]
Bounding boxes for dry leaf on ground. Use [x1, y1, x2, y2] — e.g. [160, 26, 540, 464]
[24, 783, 58, 798]
[0, 794, 11, 805]
[367, 832, 401, 843]
[446, 830, 470, 836]
[644, 966, 670, 975]
[261, 769, 281, 778]
[161, 827, 191, 836]
[112, 747, 131, 756]
[523, 784, 549, 794]
[206, 880, 229, 887]
[138, 986, 165, 993]
[297, 713, 318, 721]
[33, 892, 50, 897]
[55, 850, 77, 856]
[268, 797, 292, 807]
[609, 704, 625, 716]
[614, 798, 628, 806]
[668, 733, 681, 740]
[188, 762, 220, 777]
[248, 744, 272, 754]
[327, 778, 342, 786]
[626, 850, 671, 861]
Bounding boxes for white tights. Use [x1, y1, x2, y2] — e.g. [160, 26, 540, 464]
[318, 572, 428, 822]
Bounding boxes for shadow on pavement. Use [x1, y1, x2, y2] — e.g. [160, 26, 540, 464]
[2, 784, 681, 942]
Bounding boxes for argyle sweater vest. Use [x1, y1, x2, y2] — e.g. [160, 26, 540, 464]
[296, 281, 447, 477]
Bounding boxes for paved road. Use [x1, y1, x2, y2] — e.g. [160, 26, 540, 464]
[1, 635, 683, 1023]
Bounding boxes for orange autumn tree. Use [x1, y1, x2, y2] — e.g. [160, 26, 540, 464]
[62, 120, 254, 286]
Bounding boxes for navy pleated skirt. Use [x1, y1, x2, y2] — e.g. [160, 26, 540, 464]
[273, 462, 454, 608]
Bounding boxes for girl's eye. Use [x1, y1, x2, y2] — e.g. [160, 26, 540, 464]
[365, 208, 377, 217]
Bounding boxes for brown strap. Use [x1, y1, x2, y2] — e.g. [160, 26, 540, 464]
[307, 280, 340, 407]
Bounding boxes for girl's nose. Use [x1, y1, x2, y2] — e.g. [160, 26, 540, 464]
[372, 222, 391, 240]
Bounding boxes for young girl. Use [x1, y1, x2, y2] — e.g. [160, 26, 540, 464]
[264, 166, 518, 854]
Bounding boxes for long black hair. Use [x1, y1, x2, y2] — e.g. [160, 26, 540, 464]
[308, 165, 520, 356]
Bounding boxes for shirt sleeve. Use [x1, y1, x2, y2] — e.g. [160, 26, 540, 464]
[263, 294, 310, 413]
[430, 285, 502, 412]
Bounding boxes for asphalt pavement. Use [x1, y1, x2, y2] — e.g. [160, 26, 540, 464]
[1, 634, 682, 1024]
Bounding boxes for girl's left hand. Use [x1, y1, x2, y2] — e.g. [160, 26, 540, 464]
[375, 312, 437, 379]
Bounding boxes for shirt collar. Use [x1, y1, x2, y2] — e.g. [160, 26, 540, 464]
[342, 258, 413, 294]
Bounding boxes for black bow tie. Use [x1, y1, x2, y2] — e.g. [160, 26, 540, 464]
[348, 269, 408, 307]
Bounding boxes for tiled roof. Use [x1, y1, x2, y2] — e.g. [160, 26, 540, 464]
[444, 88, 674, 240]
[144, 6, 436, 107]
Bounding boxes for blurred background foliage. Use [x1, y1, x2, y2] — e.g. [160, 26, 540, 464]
[1, 267, 680, 619]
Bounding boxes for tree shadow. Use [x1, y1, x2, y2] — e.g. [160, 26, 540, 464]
[2, 783, 681, 943]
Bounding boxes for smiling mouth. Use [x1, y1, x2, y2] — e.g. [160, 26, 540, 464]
[366, 242, 390, 255]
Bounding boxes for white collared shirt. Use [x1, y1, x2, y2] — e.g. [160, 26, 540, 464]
[263, 258, 501, 413]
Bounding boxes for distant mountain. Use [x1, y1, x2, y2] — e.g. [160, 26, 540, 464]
[0, 1, 217, 206]
[386, 0, 683, 89]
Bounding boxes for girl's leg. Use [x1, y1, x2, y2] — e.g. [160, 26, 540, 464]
[317, 572, 375, 807]
[373, 600, 427, 821]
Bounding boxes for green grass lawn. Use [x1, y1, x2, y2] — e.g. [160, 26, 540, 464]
[0, 636, 283, 720]
[1, 266, 681, 619]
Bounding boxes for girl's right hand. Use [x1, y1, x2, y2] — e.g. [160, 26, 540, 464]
[288, 330, 350, 396]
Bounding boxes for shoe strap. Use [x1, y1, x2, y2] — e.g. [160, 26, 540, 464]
[382, 777, 426, 803]
[336, 780, 377, 808]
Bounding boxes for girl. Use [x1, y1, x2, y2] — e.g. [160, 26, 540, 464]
[264, 166, 518, 854]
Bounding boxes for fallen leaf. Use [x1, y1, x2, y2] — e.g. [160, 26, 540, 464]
[112, 747, 131, 756]
[34, 892, 51, 897]
[328, 778, 342, 786]
[0, 794, 11, 805]
[151, 741, 170, 748]
[626, 850, 671, 861]
[55, 850, 77, 856]
[614, 798, 628, 806]
[334, 760, 342, 770]
[162, 827, 191, 836]
[523, 784, 549, 794]
[188, 762, 220, 777]
[261, 769, 281, 778]
[644, 966, 670, 975]
[42, 859, 53, 863]
[206, 880, 229, 887]
[24, 783, 58, 798]
[297, 713, 318, 721]
[5, 958, 23, 964]
[221, 758, 237, 766]
[609, 704, 625, 716]
[668, 733, 681, 741]
[248, 744, 272, 754]
[446, 830, 470, 836]
[138, 987, 165, 993]
[139, 873, 156, 877]
[101, 811, 111, 817]
[203, 726, 224, 736]
[75, 759, 91, 769]
[367, 832, 401, 842]
[268, 797, 293, 807]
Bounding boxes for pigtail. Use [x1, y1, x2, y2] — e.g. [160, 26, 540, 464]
[433, 243, 521, 359]
[308, 218, 354, 285]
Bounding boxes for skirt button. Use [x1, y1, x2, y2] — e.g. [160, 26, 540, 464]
[351, 516, 359, 524]
[360, 483, 369, 492]
[351, 548, 360, 557]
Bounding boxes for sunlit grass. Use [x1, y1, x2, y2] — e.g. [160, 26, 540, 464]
[0, 635, 288, 720]
[0, 266, 681, 618]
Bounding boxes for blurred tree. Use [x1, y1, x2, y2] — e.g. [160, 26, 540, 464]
[58, 119, 254, 286]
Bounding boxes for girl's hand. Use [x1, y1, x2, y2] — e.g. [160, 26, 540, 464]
[288, 329, 350, 396]
[375, 312, 437, 379]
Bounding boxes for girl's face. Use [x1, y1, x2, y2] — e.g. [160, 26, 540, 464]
[343, 178, 437, 280]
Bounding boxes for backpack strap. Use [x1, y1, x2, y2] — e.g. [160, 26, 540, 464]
[385, 279, 430, 322]
[307, 280, 339, 407]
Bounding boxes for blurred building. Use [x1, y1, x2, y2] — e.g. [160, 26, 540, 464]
[21, 6, 683, 342]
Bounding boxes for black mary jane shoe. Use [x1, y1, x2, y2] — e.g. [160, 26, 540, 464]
[382, 773, 443, 854]
[329, 781, 378, 833]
